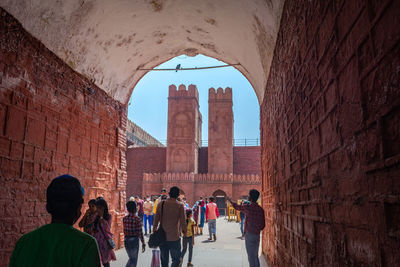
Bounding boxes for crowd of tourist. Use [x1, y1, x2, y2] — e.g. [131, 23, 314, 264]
[9, 174, 265, 267]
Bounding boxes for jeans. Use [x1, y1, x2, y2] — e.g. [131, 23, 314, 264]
[144, 214, 153, 233]
[240, 218, 245, 235]
[181, 236, 193, 262]
[125, 236, 139, 267]
[160, 239, 181, 267]
[245, 232, 260, 267]
[208, 219, 216, 237]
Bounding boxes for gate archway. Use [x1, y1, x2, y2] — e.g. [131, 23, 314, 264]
[212, 189, 227, 216]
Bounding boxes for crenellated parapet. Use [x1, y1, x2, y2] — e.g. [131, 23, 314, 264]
[232, 174, 261, 184]
[196, 173, 233, 183]
[143, 172, 260, 185]
[208, 87, 232, 101]
[169, 84, 199, 101]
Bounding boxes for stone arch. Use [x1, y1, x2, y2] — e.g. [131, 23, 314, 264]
[1, 1, 285, 105]
[212, 189, 227, 197]
[212, 189, 227, 216]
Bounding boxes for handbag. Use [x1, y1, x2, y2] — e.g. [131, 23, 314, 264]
[148, 201, 166, 248]
[106, 238, 116, 249]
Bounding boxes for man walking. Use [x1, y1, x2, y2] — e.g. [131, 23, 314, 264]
[205, 196, 219, 241]
[123, 200, 145, 267]
[143, 195, 154, 235]
[153, 186, 187, 267]
[228, 189, 265, 267]
[134, 196, 144, 222]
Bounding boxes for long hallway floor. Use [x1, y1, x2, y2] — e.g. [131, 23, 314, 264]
[111, 217, 253, 267]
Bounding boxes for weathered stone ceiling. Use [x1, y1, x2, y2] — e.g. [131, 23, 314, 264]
[1, 0, 284, 104]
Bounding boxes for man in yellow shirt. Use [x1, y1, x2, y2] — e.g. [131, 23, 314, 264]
[153, 188, 168, 214]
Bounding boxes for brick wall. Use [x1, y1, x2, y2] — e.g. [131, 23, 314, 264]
[261, 0, 400, 266]
[0, 8, 127, 264]
[126, 147, 166, 197]
[233, 146, 261, 175]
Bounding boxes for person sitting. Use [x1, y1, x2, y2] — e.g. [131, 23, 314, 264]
[10, 174, 101, 267]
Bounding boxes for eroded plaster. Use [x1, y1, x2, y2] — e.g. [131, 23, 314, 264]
[1, 0, 284, 104]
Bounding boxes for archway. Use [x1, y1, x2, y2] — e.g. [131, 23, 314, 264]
[212, 189, 227, 216]
[1, 1, 397, 266]
[0, 0, 285, 105]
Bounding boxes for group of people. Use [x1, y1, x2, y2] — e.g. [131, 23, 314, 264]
[9, 174, 265, 267]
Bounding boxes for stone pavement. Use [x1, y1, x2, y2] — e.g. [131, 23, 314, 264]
[111, 217, 264, 267]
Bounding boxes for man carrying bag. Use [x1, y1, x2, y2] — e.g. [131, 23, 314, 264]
[148, 201, 166, 248]
[152, 186, 187, 267]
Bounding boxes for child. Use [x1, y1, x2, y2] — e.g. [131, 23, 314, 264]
[180, 209, 196, 267]
[78, 199, 97, 235]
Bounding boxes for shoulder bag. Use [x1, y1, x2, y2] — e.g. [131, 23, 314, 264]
[99, 218, 116, 249]
[148, 200, 166, 248]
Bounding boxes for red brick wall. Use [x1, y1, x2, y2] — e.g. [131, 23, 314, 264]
[0, 8, 127, 264]
[233, 146, 261, 175]
[126, 147, 166, 197]
[261, 0, 400, 266]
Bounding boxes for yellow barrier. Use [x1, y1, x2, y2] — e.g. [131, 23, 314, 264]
[227, 203, 241, 222]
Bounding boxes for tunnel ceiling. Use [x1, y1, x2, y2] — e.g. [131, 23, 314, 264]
[1, 0, 284, 104]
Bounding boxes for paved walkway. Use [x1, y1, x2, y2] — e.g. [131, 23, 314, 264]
[111, 217, 252, 267]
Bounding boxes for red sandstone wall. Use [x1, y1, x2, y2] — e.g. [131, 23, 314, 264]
[126, 147, 166, 197]
[208, 88, 234, 174]
[233, 146, 261, 175]
[166, 84, 200, 173]
[0, 9, 127, 264]
[261, 0, 400, 266]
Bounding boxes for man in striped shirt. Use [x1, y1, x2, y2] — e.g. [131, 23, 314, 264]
[123, 201, 145, 267]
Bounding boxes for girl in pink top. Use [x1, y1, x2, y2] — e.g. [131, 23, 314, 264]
[93, 198, 116, 267]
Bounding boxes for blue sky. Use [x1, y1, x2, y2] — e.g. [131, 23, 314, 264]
[127, 54, 260, 143]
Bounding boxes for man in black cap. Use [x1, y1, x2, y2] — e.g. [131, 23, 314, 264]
[10, 174, 101, 267]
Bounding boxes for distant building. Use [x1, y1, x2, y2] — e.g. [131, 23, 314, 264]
[126, 120, 164, 147]
[126, 84, 261, 214]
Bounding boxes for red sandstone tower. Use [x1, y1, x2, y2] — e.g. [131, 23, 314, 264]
[208, 87, 234, 174]
[166, 84, 202, 173]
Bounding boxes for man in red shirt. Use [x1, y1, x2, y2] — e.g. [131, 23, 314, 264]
[228, 189, 265, 267]
[205, 196, 219, 241]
